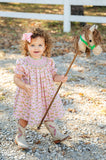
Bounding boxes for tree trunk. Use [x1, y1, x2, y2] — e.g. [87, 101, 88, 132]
[71, 5, 86, 26]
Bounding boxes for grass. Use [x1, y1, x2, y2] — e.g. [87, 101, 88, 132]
[0, 3, 106, 55]
[84, 6, 106, 16]
[0, 3, 63, 14]
[0, 3, 105, 16]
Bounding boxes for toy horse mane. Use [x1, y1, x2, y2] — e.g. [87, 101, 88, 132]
[74, 25, 102, 56]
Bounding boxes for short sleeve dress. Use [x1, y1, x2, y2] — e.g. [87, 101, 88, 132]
[13, 56, 64, 126]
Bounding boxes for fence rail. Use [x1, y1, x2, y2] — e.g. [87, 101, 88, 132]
[0, 0, 106, 32]
[0, 0, 106, 6]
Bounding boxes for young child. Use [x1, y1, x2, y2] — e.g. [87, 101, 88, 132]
[13, 27, 69, 149]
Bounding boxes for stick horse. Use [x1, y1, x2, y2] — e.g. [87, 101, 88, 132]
[38, 24, 103, 129]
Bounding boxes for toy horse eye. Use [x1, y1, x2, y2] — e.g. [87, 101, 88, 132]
[89, 40, 92, 42]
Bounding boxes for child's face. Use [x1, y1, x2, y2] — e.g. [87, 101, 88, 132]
[28, 37, 46, 59]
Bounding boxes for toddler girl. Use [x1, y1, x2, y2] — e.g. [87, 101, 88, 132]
[13, 27, 69, 149]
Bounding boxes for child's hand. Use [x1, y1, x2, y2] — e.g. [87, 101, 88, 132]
[24, 84, 32, 96]
[53, 74, 68, 83]
[60, 75, 68, 83]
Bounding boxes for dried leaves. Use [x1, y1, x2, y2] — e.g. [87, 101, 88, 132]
[68, 108, 77, 113]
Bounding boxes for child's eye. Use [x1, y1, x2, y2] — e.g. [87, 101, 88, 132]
[31, 44, 34, 47]
[39, 44, 42, 47]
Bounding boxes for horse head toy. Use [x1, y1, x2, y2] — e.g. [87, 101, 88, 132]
[74, 24, 103, 56]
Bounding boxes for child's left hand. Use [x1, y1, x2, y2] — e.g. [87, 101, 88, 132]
[60, 75, 68, 83]
[53, 74, 68, 83]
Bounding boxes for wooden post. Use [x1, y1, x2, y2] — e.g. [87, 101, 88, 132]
[64, 0, 71, 32]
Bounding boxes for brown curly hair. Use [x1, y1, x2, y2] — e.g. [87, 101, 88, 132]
[21, 27, 52, 57]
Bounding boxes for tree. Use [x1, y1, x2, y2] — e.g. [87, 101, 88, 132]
[71, 5, 86, 26]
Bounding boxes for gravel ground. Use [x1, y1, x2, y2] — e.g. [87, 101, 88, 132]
[0, 49, 106, 160]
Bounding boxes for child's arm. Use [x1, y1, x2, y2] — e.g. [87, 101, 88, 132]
[53, 73, 68, 83]
[14, 74, 32, 96]
[50, 58, 67, 83]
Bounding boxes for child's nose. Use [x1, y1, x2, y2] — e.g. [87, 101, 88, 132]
[34, 46, 39, 49]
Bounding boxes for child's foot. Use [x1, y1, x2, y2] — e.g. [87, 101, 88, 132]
[15, 124, 29, 149]
[44, 121, 69, 144]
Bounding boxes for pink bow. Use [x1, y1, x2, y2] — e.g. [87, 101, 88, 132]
[22, 32, 33, 43]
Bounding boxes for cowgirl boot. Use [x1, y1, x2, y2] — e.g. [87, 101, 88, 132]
[15, 124, 29, 149]
[44, 121, 69, 144]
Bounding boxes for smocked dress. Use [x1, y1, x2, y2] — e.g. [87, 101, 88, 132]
[13, 56, 64, 126]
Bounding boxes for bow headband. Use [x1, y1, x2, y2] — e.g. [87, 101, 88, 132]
[22, 32, 33, 43]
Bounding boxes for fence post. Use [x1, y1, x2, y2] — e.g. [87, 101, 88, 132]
[63, 0, 71, 32]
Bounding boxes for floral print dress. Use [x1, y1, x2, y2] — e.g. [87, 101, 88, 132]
[13, 56, 64, 126]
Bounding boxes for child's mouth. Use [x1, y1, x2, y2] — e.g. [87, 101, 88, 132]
[34, 51, 39, 54]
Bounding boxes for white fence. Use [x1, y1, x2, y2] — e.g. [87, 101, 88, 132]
[0, 0, 106, 32]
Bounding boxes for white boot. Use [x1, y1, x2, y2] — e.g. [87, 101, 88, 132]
[15, 124, 29, 149]
[44, 121, 69, 143]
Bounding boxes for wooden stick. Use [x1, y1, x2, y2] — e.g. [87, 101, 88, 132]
[37, 52, 78, 129]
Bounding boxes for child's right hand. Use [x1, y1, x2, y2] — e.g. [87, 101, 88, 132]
[24, 84, 32, 96]
[14, 75, 32, 96]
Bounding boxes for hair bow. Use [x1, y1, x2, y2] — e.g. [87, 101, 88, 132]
[22, 32, 33, 43]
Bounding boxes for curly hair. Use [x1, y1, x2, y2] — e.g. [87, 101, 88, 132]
[21, 27, 52, 57]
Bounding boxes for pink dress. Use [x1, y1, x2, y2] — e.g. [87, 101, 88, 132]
[13, 56, 64, 126]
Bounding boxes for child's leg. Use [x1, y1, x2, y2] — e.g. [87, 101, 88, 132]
[44, 120, 69, 144]
[15, 119, 29, 149]
[18, 118, 28, 128]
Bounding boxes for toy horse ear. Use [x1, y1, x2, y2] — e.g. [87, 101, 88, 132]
[95, 25, 98, 29]
[93, 29, 102, 45]
[89, 25, 98, 32]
